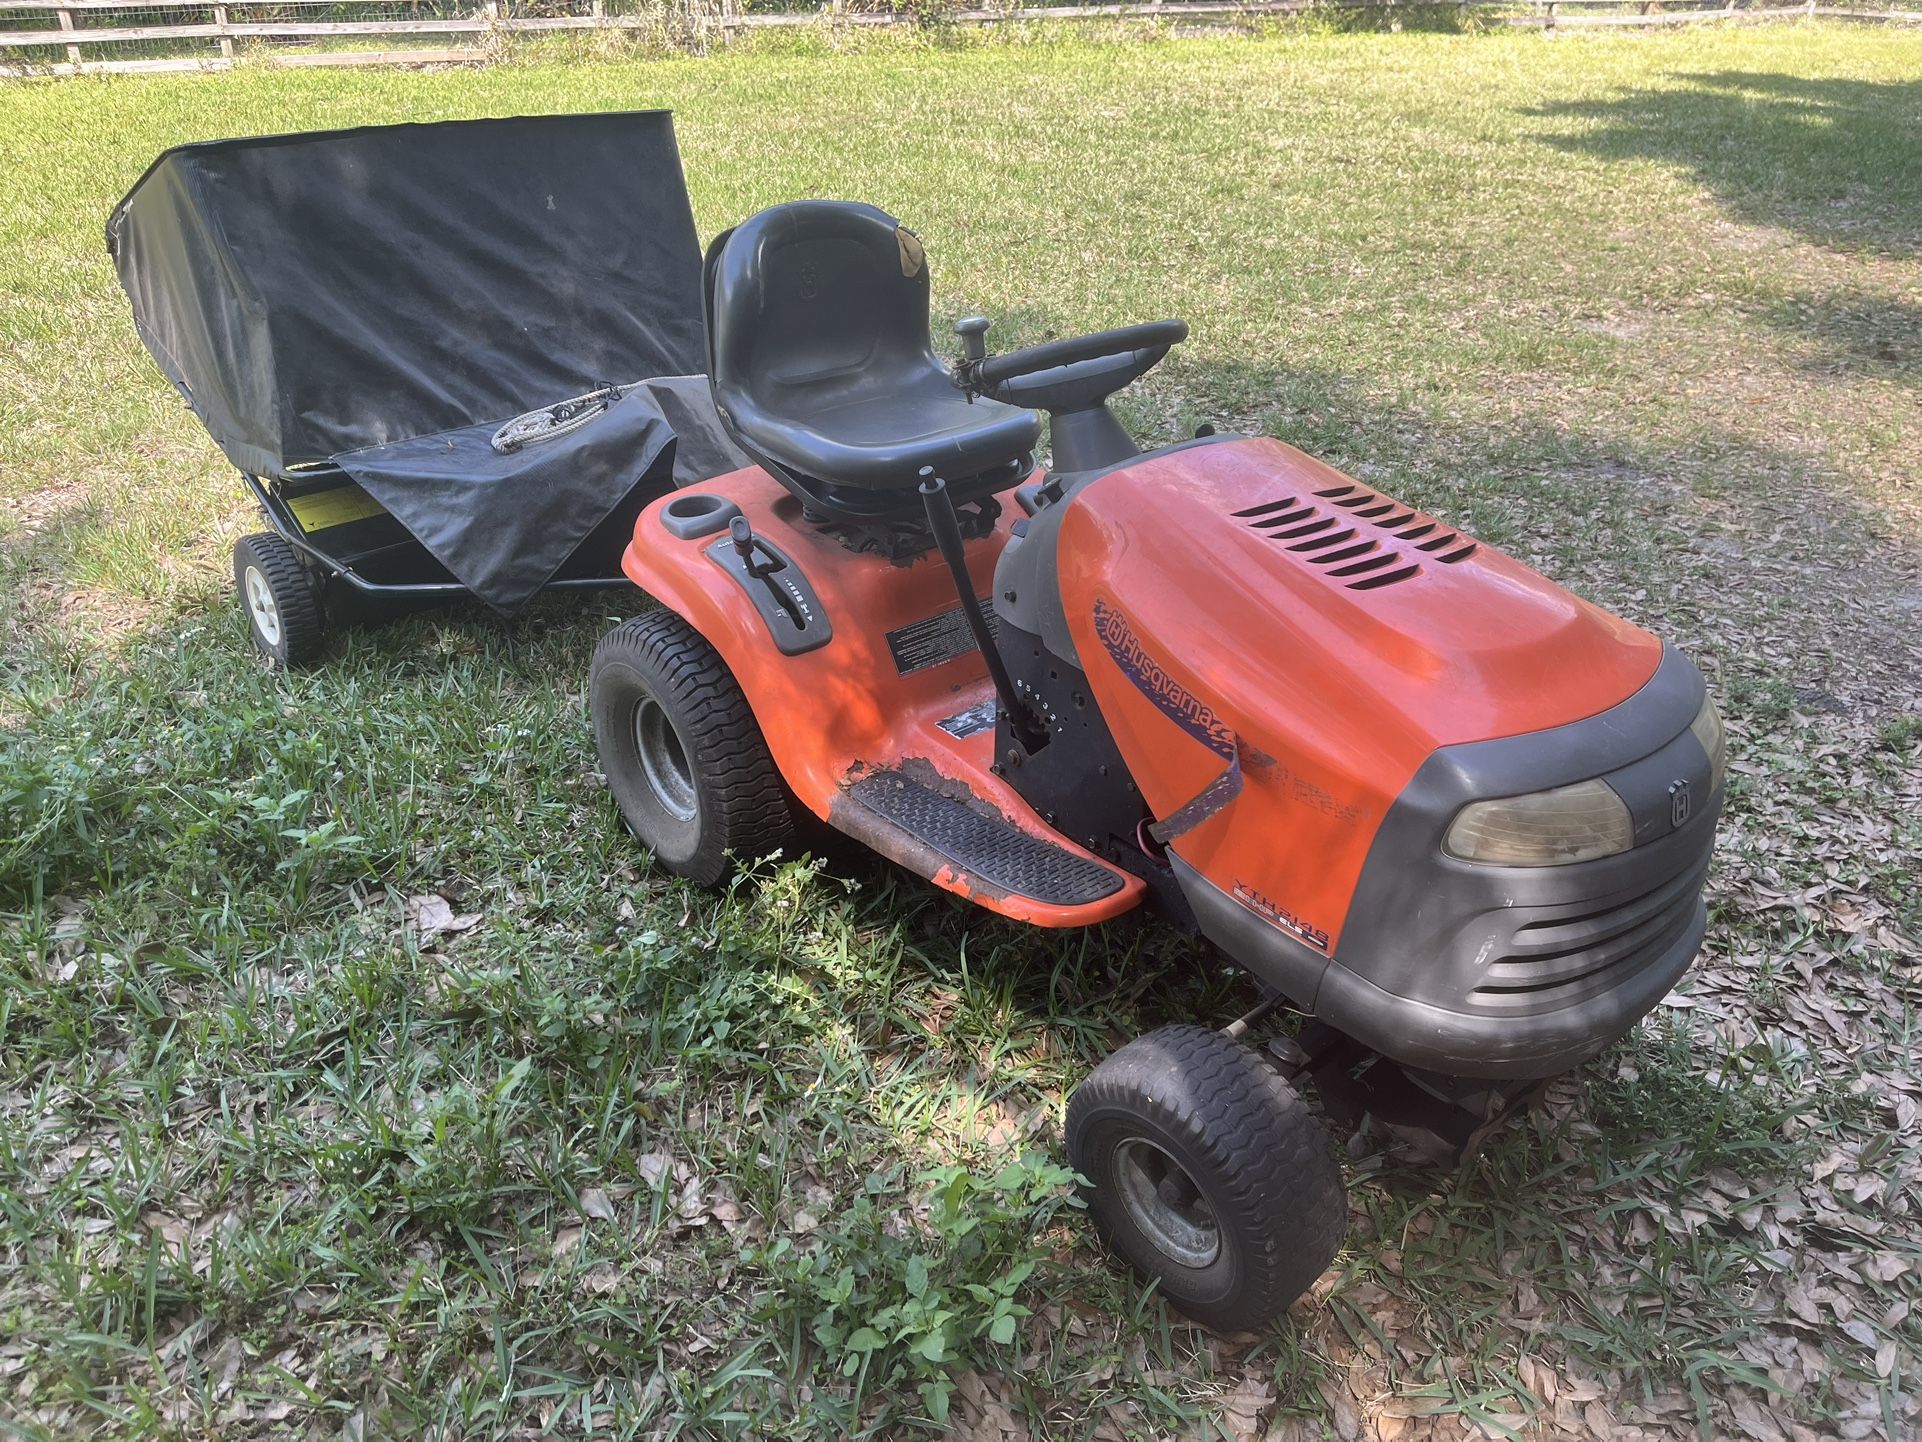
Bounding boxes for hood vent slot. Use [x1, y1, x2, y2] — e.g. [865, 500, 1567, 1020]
[1232, 498, 1302, 519]
[1328, 552, 1400, 578]
[1251, 506, 1317, 529]
[1289, 527, 1358, 553]
[1350, 563, 1422, 589]
[1317, 482, 1480, 565]
[1315, 539, 1377, 565]
[1274, 515, 1338, 541]
[1235, 483, 1479, 591]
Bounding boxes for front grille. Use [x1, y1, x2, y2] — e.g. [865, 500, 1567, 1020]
[1231, 483, 1475, 591]
[1469, 857, 1710, 1011]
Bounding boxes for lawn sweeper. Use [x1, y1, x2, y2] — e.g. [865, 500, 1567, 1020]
[590, 200, 1725, 1329]
[109, 113, 747, 664]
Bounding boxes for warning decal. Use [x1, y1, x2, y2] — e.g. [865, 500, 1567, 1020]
[887, 601, 998, 676]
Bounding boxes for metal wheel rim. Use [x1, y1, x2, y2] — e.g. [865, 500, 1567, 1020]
[243, 564, 282, 648]
[1113, 1137, 1221, 1269]
[634, 698, 697, 823]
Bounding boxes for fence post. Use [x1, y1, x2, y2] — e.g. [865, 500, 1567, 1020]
[57, 5, 82, 67]
[215, 2, 233, 61]
[1543, 0, 1556, 30]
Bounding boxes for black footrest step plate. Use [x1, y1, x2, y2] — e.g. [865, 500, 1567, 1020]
[849, 770, 1125, 908]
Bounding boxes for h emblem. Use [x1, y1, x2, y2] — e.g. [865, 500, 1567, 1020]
[1669, 779, 1692, 829]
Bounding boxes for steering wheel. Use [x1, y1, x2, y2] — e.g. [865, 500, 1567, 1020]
[955, 319, 1188, 414]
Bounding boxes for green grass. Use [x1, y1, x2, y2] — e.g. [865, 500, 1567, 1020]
[4, 21, 1922, 1441]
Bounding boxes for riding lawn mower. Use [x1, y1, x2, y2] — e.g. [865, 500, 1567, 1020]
[587, 200, 1726, 1331]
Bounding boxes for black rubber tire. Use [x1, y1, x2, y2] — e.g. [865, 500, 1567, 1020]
[233, 532, 324, 668]
[589, 611, 795, 886]
[1066, 1024, 1346, 1332]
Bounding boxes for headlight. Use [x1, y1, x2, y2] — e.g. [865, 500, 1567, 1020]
[1444, 779, 1633, 867]
[1690, 691, 1727, 793]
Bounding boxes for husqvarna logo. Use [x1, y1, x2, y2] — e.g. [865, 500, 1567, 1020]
[1091, 597, 1235, 760]
[1669, 779, 1692, 828]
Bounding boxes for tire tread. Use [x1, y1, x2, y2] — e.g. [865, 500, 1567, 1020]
[591, 611, 794, 883]
[233, 532, 324, 668]
[1067, 1023, 1346, 1331]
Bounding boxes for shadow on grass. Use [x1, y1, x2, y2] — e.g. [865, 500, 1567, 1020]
[1530, 69, 1922, 257]
[0, 491, 100, 645]
[1760, 288, 1922, 385]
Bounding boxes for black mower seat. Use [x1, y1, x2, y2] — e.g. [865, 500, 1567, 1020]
[705, 201, 1041, 503]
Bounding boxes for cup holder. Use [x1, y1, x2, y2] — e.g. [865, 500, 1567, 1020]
[659, 492, 742, 540]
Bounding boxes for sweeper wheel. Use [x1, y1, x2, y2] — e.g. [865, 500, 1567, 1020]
[1067, 1024, 1346, 1332]
[233, 532, 324, 668]
[590, 611, 795, 886]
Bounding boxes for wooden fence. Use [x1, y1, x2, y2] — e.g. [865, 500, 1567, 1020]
[2, 0, 1917, 75]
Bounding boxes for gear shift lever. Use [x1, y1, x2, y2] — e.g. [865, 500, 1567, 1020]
[729, 515, 782, 579]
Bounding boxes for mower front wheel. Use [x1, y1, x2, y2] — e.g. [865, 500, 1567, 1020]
[590, 610, 795, 886]
[233, 532, 324, 668]
[1067, 1024, 1346, 1332]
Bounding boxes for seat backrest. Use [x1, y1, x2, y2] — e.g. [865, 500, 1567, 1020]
[705, 201, 939, 426]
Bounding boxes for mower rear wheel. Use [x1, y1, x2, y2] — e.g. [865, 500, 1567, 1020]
[233, 532, 324, 668]
[590, 610, 795, 886]
[1067, 1024, 1346, 1332]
